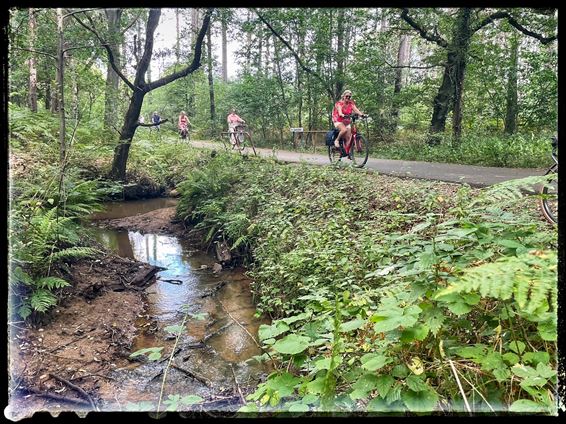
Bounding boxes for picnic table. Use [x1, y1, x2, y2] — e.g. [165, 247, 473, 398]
[290, 128, 329, 152]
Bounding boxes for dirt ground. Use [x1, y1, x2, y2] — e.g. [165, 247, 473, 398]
[6, 208, 196, 420]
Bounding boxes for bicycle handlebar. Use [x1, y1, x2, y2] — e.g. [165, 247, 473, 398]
[342, 113, 369, 120]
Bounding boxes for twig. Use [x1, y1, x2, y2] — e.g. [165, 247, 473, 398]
[48, 373, 98, 411]
[203, 322, 234, 343]
[218, 300, 260, 349]
[452, 365, 495, 413]
[19, 387, 91, 407]
[230, 364, 245, 405]
[158, 278, 183, 285]
[448, 359, 472, 415]
[69, 373, 116, 382]
[218, 300, 276, 365]
[170, 364, 211, 387]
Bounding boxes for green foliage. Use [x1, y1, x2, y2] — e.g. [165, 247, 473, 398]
[178, 154, 557, 413]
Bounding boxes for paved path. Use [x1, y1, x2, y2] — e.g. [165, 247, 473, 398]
[191, 140, 545, 188]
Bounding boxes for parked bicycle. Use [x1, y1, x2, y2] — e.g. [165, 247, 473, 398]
[539, 136, 558, 224]
[224, 124, 257, 156]
[327, 113, 370, 168]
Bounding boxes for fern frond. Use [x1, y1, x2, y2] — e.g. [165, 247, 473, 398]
[36, 276, 71, 289]
[30, 289, 58, 312]
[50, 246, 98, 263]
[437, 250, 557, 316]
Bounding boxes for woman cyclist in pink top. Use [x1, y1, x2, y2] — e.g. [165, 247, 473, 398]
[227, 109, 246, 146]
[332, 90, 365, 149]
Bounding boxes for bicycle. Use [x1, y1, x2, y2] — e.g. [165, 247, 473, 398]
[179, 124, 189, 141]
[539, 136, 558, 224]
[328, 113, 370, 168]
[225, 124, 257, 156]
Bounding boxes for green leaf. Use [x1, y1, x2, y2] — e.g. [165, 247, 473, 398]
[288, 403, 309, 412]
[305, 375, 326, 394]
[375, 375, 395, 398]
[509, 399, 550, 413]
[314, 356, 342, 371]
[129, 347, 163, 361]
[367, 397, 390, 412]
[360, 353, 392, 371]
[400, 324, 430, 343]
[266, 372, 301, 397]
[349, 374, 380, 400]
[339, 318, 365, 332]
[405, 375, 428, 392]
[401, 388, 439, 412]
[537, 319, 557, 341]
[272, 334, 310, 355]
[259, 321, 290, 341]
[496, 239, 525, 249]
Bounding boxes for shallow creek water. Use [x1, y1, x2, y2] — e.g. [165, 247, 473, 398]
[89, 199, 269, 411]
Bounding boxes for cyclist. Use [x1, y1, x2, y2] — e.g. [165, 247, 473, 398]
[151, 111, 161, 131]
[178, 111, 190, 139]
[227, 109, 246, 146]
[332, 90, 365, 151]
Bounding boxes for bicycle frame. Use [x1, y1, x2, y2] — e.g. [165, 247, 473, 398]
[340, 114, 364, 155]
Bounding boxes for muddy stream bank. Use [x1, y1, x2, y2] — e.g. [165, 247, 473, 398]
[7, 198, 269, 419]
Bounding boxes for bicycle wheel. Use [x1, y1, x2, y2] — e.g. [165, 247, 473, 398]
[241, 132, 257, 156]
[350, 134, 369, 168]
[540, 170, 558, 224]
[328, 142, 343, 164]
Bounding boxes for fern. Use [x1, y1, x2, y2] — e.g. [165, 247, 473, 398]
[50, 246, 98, 263]
[437, 250, 557, 315]
[470, 175, 551, 208]
[36, 276, 71, 290]
[30, 289, 58, 313]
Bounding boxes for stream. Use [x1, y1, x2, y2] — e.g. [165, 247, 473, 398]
[88, 198, 268, 412]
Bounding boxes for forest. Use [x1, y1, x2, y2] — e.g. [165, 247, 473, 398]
[6, 7, 559, 419]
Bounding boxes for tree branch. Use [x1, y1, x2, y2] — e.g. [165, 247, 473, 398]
[255, 9, 335, 100]
[144, 8, 213, 92]
[472, 10, 556, 44]
[400, 8, 448, 48]
[70, 11, 138, 92]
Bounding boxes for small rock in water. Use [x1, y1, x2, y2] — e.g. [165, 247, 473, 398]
[200, 265, 208, 270]
[212, 263, 222, 273]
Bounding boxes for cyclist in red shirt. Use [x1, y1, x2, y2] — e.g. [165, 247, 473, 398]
[178, 111, 190, 139]
[332, 90, 365, 149]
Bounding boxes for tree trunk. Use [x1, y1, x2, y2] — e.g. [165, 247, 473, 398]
[56, 8, 66, 166]
[104, 9, 122, 131]
[274, 40, 292, 128]
[429, 8, 472, 143]
[175, 8, 180, 63]
[28, 8, 38, 112]
[391, 34, 410, 131]
[104, 8, 211, 181]
[206, 24, 216, 136]
[450, 8, 472, 144]
[335, 8, 345, 99]
[504, 33, 519, 135]
[221, 14, 228, 82]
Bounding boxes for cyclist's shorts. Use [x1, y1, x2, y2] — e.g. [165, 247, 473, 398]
[333, 121, 351, 129]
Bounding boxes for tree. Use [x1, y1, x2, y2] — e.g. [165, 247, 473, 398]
[27, 8, 38, 112]
[504, 32, 519, 135]
[73, 8, 213, 181]
[400, 8, 556, 144]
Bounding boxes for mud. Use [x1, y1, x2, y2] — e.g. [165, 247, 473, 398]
[7, 201, 268, 420]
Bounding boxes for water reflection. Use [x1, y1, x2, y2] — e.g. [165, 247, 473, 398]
[90, 198, 178, 220]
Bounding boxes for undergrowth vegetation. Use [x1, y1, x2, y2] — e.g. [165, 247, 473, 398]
[176, 153, 558, 415]
[373, 131, 553, 169]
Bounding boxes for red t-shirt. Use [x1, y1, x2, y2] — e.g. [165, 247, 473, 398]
[178, 115, 189, 128]
[332, 100, 355, 124]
